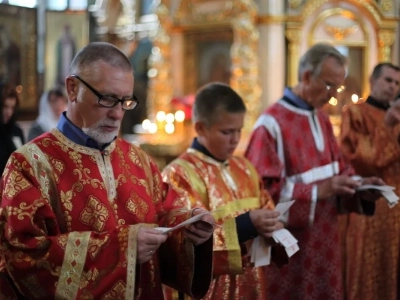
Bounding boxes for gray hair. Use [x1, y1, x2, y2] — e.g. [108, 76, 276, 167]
[298, 43, 347, 81]
[69, 42, 132, 77]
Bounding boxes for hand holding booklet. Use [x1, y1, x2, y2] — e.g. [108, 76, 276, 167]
[155, 211, 213, 234]
[355, 182, 399, 208]
[250, 200, 299, 267]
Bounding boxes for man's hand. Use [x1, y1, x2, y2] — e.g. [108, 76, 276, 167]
[359, 176, 385, 202]
[184, 209, 214, 246]
[137, 227, 168, 264]
[249, 209, 283, 238]
[384, 101, 400, 127]
[317, 175, 361, 199]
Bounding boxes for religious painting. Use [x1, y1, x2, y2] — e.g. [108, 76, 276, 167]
[183, 28, 233, 94]
[0, 4, 37, 115]
[45, 11, 89, 90]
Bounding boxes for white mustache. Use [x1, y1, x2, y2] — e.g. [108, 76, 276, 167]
[97, 120, 119, 128]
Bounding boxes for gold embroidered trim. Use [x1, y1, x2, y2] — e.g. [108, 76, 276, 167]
[55, 231, 90, 299]
[212, 197, 260, 222]
[52, 128, 117, 201]
[223, 218, 242, 273]
[51, 129, 116, 156]
[19, 143, 67, 232]
[126, 225, 140, 300]
[94, 153, 116, 201]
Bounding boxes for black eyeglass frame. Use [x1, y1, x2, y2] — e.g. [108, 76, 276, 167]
[71, 74, 139, 110]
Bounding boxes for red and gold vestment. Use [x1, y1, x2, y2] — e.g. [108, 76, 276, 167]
[0, 129, 213, 299]
[162, 149, 274, 300]
[339, 102, 400, 300]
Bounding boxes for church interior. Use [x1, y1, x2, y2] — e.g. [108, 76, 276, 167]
[1, 0, 399, 167]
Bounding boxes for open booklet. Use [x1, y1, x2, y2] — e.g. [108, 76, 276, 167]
[356, 183, 399, 208]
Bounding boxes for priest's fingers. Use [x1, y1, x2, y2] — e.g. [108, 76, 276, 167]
[362, 176, 385, 186]
[250, 209, 280, 234]
[331, 176, 360, 195]
[260, 221, 285, 238]
[137, 228, 168, 245]
[183, 225, 213, 246]
[137, 227, 168, 264]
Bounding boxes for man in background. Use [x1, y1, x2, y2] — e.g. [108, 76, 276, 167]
[245, 43, 383, 300]
[339, 62, 400, 300]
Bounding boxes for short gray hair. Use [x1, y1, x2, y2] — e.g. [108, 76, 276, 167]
[298, 43, 347, 81]
[69, 42, 132, 77]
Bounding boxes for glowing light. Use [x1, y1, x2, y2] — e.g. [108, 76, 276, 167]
[329, 97, 338, 106]
[142, 119, 151, 130]
[175, 110, 185, 122]
[16, 85, 23, 93]
[148, 123, 158, 134]
[351, 94, 359, 103]
[156, 111, 166, 122]
[148, 68, 158, 78]
[165, 123, 175, 134]
[337, 86, 345, 93]
[165, 113, 174, 123]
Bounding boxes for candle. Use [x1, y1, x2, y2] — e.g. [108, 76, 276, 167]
[174, 110, 185, 136]
[165, 123, 175, 134]
[351, 94, 359, 103]
[156, 111, 166, 132]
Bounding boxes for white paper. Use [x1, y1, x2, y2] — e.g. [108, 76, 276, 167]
[272, 229, 298, 248]
[250, 200, 299, 267]
[155, 211, 211, 234]
[254, 237, 272, 267]
[275, 200, 295, 215]
[356, 184, 399, 208]
[284, 243, 300, 257]
[356, 184, 395, 192]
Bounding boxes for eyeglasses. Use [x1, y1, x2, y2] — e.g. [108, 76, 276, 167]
[71, 75, 139, 110]
[316, 76, 346, 93]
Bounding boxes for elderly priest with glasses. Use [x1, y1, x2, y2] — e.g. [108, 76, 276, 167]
[0, 42, 215, 300]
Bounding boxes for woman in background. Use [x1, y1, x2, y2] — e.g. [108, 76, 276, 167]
[0, 83, 24, 174]
[28, 88, 67, 140]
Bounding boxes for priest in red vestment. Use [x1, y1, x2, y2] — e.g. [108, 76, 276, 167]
[0, 42, 214, 299]
[245, 43, 383, 300]
[339, 62, 400, 300]
[163, 83, 285, 300]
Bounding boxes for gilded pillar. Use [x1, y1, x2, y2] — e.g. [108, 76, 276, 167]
[378, 29, 395, 62]
[285, 26, 302, 86]
[230, 0, 261, 133]
[147, 2, 174, 116]
[257, 0, 286, 110]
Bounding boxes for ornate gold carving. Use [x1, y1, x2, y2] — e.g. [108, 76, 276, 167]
[378, 29, 395, 62]
[288, 0, 303, 9]
[301, 0, 381, 26]
[230, 0, 261, 133]
[285, 27, 302, 87]
[323, 24, 357, 40]
[147, 2, 174, 114]
[380, 0, 393, 13]
[175, 0, 234, 25]
[257, 15, 287, 24]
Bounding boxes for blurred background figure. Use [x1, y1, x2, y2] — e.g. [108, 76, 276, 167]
[0, 82, 24, 174]
[28, 88, 67, 141]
